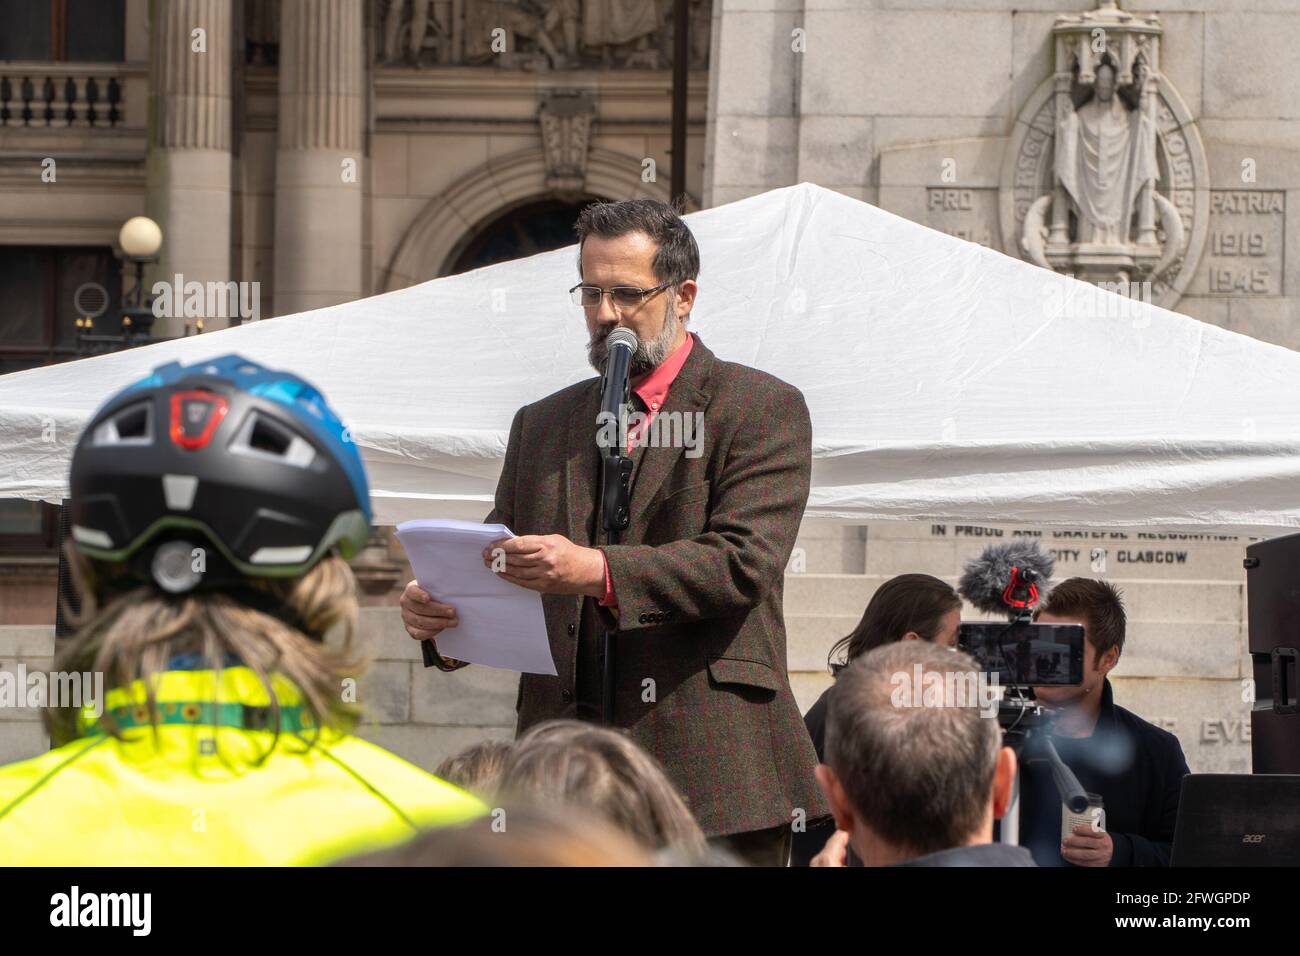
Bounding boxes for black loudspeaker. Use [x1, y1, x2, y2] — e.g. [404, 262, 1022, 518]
[1172, 774, 1300, 865]
[1244, 532, 1300, 773]
[54, 500, 81, 639]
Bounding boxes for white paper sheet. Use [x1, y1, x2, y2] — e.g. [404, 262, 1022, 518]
[395, 518, 556, 675]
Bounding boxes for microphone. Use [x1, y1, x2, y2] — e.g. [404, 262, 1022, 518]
[599, 327, 639, 425]
[958, 540, 1055, 618]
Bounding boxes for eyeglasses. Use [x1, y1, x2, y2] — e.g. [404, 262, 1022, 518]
[569, 281, 674, 310]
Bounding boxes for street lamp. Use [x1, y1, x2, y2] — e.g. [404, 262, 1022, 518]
[76, 215, 186, 355]
[117, 215, 163, 336]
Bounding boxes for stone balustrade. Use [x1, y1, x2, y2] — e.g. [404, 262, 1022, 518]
[0, 64, 136, 129]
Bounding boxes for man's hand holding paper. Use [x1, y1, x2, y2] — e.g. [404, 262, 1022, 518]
[396, 520, 557, 675]
[479, 534, 607, 598]
[398, 581, 460, 641]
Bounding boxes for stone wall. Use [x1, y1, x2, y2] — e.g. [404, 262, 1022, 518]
[705, 0, 1300, 350]
[225, 65, 713, 317]
[360, 68, 709, 296]
[0, 626, 53, 765]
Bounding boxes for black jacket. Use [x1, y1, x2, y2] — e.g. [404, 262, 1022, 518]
[1016, 678, 1190, 867]
[793, 685, 841, 866]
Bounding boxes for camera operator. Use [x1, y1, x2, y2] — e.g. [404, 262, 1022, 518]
[1020, 577, 1190, 866]
[811, 641, 1033, 867]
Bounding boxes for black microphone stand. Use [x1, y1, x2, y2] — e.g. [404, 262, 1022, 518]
[597, 354, 634, 725]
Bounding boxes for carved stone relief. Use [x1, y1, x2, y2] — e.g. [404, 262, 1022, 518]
[998, 1, 1210, 307]
[375, 0, 711, 70]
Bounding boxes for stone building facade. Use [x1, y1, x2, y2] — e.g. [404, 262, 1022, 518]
[0, 0, 709, 762]
[0, 4, 709, 599]
[3, 0, 1286, 781]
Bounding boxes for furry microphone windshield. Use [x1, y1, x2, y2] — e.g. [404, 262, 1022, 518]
[958, 540, 1056, 617]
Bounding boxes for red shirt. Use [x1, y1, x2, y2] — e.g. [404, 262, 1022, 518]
[598, 330, 697, 607]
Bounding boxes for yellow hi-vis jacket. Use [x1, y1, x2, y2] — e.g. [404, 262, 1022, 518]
[0, 666, 486, 865]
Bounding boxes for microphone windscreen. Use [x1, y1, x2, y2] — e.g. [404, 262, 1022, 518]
[958, 540, 1055, 616]
[607, 327, 639, 354]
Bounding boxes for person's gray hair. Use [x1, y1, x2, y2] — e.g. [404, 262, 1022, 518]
[824, 640, 1001, 856]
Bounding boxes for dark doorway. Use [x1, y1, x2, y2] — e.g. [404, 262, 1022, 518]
[449, 196, 608, 276]
[0, 245, 122, 374]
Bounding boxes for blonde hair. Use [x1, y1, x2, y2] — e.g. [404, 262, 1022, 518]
[498, 719, 708, 858]
[338, 801, 653, 867]
[47, 545, 366, 753]
[434, 739, 512, 800]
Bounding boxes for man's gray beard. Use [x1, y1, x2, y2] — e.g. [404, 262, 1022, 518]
[587, 295, 682, 376]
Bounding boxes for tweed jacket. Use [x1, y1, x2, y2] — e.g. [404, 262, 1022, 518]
[483, 335, 828, 836]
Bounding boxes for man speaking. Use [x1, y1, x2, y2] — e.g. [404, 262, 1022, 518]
[399, 198, 826, 863]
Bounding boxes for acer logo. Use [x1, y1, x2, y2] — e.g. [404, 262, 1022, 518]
[1241, 834, 1265, 844]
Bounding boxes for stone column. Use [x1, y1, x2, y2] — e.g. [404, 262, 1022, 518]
[273, 0, 365, 316]
[144, 0, 233, 335]
[702, 0, 801, 208]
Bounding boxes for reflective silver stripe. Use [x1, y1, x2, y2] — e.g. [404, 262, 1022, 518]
[162, 474, 199, 511]
[248, 545, 312, 564]
[72, 525, 113, 548]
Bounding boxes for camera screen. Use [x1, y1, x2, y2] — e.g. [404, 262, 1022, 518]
[958, 622, 1086, 686]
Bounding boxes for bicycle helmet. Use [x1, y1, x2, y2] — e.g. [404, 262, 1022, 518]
[68, 353, 371, 595]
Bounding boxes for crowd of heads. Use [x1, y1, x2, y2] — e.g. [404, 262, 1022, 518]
[338, 570, 1127, 867]
[813, 569, 1128, 865]
[366, 720, 715, 866]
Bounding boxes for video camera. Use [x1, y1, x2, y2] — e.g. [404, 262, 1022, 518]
[956, 540, 1091, 823]
[957, 540, 1085, 690]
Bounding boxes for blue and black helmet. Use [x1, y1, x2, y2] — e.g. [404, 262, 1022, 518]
[68, 354, 371, 594]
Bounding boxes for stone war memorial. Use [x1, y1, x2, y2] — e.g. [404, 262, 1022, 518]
[0, 0, 1296, 883]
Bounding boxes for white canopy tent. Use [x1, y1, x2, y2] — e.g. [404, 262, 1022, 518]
[2, 182, 1298, 535]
